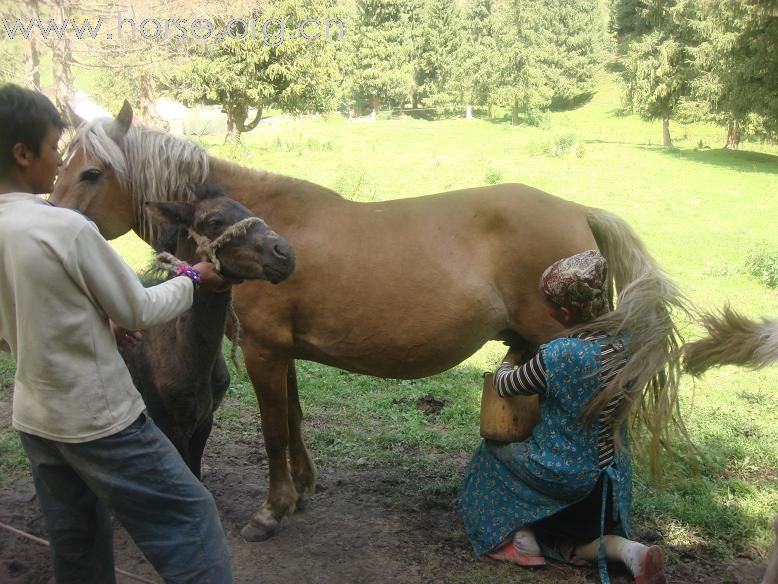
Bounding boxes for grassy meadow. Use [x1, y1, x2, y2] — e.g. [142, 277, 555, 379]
[1, 72, 776, 562]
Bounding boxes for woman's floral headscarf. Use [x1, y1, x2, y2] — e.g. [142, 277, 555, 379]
[541, 250, 610, 321]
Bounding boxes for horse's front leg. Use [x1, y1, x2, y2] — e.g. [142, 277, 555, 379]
[240, 347, 298, 542]
[287, 360, 316, 504]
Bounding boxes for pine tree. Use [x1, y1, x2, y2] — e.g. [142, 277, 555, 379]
[621, 0, 698, 147]
[177, 0, 345, 143]
[545, 0, 608, 103]
[684, 0, 778, 147]
[413, 0, 463, 112]
[350, 0, 413, 116]
[455, 0, 500, 118]
[495, 0, 608, 125]
[610, 0, 653, 37]
[495, 0, 555, 125]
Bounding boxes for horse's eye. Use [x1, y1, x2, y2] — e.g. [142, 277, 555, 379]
[79, 169, 102, 183]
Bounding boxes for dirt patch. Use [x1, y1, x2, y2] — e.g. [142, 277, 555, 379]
[392, 395, 450, 417]
[0, 394, 771, 584]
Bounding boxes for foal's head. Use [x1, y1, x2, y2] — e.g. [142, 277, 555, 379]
[147, 184, 295, 284]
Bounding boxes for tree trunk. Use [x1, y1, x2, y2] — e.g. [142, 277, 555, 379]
[139, 73, 168, 130]
[224, 114, 241, 145]
[224, 98, 248, 144]
[26, 36, 42, 91]
[51, 0, 75, 124]
[466, 104, 473, 120]
[26, 0, 42, 90]
[512, 98, 519, 126]
[370, 95, 380, 120]
[662, 118, 673, 148]
[725, 119, 740, 150]
[225, 116, 238, 144]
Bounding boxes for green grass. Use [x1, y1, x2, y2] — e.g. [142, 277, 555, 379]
[2, 70, 776, 559]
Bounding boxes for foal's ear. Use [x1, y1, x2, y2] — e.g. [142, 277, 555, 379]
[145, 202, 194, 226]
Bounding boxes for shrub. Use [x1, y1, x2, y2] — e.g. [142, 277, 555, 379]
[527, 131, 580, 158]
[523, 109, 552, 129]
[484, 167, 503, 185]
[554, 130, 578, 154]
[744, 248, 778, 288]
[333, 164, 377, 202]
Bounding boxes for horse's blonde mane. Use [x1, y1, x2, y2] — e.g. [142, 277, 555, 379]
[70, 118, 209, 241]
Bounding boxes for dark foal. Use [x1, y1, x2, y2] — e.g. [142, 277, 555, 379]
[119, 185, 294, 478]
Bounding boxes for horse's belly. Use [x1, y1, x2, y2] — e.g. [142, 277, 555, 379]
[298, 334, 493, 378]
[292, 297, 505, 378]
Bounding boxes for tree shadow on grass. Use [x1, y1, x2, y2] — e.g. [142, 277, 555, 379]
[645, 145, 778, 175]
[632, 425, 775, 562]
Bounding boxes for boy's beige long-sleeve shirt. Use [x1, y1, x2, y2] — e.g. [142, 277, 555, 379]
[0, 193, 194, 442]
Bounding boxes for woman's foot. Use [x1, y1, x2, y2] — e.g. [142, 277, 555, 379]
[487, 539, 546, 567]
[487, 529, 546, 567]
[633, 545, 666, 584]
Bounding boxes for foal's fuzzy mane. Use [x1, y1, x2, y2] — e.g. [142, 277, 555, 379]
[70, 118, 209, 241]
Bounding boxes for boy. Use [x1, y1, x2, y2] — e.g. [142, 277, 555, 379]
[0, 84, 233, 583]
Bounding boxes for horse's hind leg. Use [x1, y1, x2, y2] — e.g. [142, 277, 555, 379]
[287, 360, 316, 506]
[240, 347, 298, 542]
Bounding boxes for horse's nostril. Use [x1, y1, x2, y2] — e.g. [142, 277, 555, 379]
[272, 242, 289, 261]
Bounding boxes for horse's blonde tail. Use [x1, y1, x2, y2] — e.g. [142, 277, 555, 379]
[584, 209, 694, 481]
[684, 307, 778, 375]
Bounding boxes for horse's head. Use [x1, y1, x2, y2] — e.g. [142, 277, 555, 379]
[50, 101, 135, 239]
[50, 101, 209, 241]
[147, 184, 295, 285]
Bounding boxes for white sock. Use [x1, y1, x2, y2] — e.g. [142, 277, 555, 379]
[512, 528, 541, 556]
[618, 539, 648, 576]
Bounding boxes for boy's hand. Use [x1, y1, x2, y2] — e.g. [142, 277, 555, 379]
[111, 322, 142, 350]
[192, 262, 230, 292]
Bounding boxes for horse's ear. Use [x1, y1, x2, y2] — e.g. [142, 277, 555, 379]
[115, 100, 133, 136]
[146, 202, 194, 227]
[65, 102, 86, 130]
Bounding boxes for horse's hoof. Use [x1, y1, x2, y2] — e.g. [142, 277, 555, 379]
[240, 514, 279, 542]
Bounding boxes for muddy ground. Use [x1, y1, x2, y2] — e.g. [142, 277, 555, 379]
[0, 386, 770, 584]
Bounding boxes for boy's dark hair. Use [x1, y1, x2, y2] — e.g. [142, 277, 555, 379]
[0, 84, 67, 175]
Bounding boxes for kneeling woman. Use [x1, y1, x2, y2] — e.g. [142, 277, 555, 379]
[459, 250, 681, 584]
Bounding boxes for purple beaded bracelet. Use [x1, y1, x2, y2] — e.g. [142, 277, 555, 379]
[176, 264, 201, 288]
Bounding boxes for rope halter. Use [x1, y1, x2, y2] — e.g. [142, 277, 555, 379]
[153, 216, 265, 374]
[186, 216, 266, 271]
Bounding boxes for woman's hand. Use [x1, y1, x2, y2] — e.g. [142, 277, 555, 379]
[501, 349, 522, 367]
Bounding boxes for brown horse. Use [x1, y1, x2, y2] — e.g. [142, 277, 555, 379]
[51, 102, 688, 541]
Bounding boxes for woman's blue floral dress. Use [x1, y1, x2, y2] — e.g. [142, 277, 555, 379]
[458, 334, 632, 580]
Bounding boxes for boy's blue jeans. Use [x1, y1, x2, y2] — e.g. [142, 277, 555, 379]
[19, 412, 233, 584]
